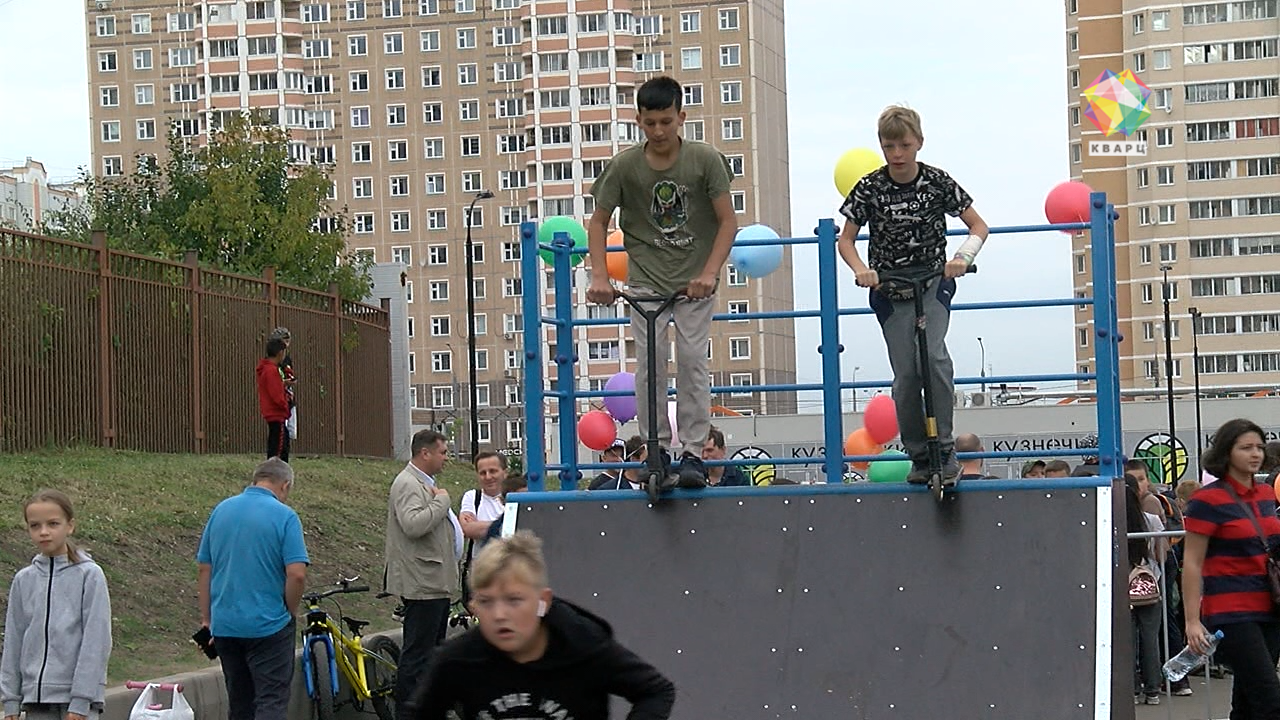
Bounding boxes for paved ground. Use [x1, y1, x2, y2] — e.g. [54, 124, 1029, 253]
[1135, 672, 1234, 720]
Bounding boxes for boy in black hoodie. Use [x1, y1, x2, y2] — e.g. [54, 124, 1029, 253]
[410, 531, 674, 720]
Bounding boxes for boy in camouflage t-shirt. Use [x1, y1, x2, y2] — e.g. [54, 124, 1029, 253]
[587, 76, 738, 491]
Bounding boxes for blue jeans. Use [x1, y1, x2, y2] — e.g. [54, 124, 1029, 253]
[217, 618, 296, 720]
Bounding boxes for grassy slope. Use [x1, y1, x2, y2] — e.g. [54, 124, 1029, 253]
[0, 449, 478, 683]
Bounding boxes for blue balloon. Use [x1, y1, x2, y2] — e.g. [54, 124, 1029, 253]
[730, 225, 784, 278]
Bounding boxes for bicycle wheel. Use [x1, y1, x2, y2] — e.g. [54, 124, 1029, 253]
[308, 636, 336, 720]
[362, 635, 400, 720]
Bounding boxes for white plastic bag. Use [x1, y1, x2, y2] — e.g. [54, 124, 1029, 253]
[128, 684, 195, 720]
[286, 406, 299, 440]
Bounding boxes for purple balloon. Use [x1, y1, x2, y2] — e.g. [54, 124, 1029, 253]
[603, 372, 637, 423]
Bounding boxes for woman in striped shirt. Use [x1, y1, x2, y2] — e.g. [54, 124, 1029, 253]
[1182, 418, 1278, 716]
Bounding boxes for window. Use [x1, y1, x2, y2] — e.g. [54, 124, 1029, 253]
[350, 71, 369, 92]
[1132, 12, 1145, 33]
[470, 242, 485, 264]
[347, 0, 367, 20]
[502, 242, 522, 262]
[422, 66, 442, 88]
[494, 26, 521, 45]
[1071, 144, 1082, 164]
[131, 13, 151, 33]
[1154, 49, 1172, 70]
[456, 0, 475, 11]
[681, 10, 700, 32]
[353, 178, 374, 198]
[1133, 52, 1147, 72]
[420, 30, 440, 52]
[1141, 283, 1153, 303]
[390, 211, 411, 232]
[302, 3, 330, 22]
[460, 136, 481, 156]
[722, 118, 743, 140]
[506, 419, 523, 443]
[353, 213, 374, 233]
[102, 156, 123, 177]
[579, 50, 610, 71]
[98, 51, 117, 72]
[721, 81, 742, 104]
[1078, 328, 1090, 348]
[431, 351, 452, 373]
[1139, 244, 1152, 264]
[683, 84, 703, 106]
[387, 104, 409, 126]
[1074, 253, 1086, 274]
[420, 0, 439, 13]
[384, 32, 403, 54]
[428, 210, 448, 230]
[1068, 32, 1078, 52]
[1186, 120, 1232, 142]
[302, 39, 331, 58]
[458, 64, 479, 85]
[582, 123, 611, 143]
[495, 61, 522, 82]
[388, 175, 409, 197]
[430, 315, 451, 337]
[101, 121, 121, 143]
[686, 121, 704, 141]
[383, 0, 402, 17]
[432, 386, 454, 408]
[1070, 106, 1080, 126]
[466, 206, 484, 229]
[728, 300, 749, 322]
[132, 48, 152, 70]
[719, 7, 740, 30]
[635, 15, 662, 35]
[350, 106, 371, 128]
[635, 52, 663, 72]
[679, 46, 703, 70]
[1152, 10, 1170, 30]
[457, 27, 477, 49]
[424, 173, 445, 194]
[731, 192, 746, 213]
[720, 44, 741, 67]
[729, 337, 751, 360]
[352, 142, 372, 163]
[459, 99, 480, 121]
[1157, 166, 1175, 186]
[386, 68, 405, 90]
[1154, 87, 1171, 109]
[388, 140, 408, 161]
[538, 16, 568, 35]
[99, 86, 119, 107]
[136, 119, 156, 140]
[504, 314, 523, 335]
[727, 265, 747, 286]
[588, 341, 620, 360]
[1136, 167, 1149, 188]
[1158, 204, 1176, 224]
[1189, 199, 1234, 219]
[168, 12, 195, 31]
[1156, 127, 1174, 147]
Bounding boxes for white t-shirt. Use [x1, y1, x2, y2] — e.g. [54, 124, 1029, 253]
[460, 489, 505, 523]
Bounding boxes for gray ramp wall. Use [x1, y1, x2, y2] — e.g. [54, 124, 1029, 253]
[511, 480, 1130, 720]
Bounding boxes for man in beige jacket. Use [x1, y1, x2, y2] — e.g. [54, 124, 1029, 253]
[384, 429, 462, 718]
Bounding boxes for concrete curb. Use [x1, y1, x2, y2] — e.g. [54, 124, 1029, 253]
[106, 629, 403, 720]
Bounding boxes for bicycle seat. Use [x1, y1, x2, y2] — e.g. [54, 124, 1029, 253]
[342, 617, 370, 634]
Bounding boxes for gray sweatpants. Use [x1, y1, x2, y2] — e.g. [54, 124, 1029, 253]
[870, 276, 957, 465]
[629, 285, 715, 457]
[23, 705, 100, 720]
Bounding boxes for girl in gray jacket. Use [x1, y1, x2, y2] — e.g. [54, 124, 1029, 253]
[1, 490, 112, 720]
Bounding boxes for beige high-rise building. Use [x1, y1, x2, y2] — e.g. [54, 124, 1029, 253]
[84, 0, 796, 454]
[1064, 0, 1280, 399]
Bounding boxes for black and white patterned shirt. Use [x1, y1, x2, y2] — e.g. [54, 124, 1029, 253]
[839, 163, 973, 279]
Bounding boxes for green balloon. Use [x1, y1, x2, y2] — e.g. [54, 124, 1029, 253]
[868, 451, 912, 483]
[537, 216, 587, 267]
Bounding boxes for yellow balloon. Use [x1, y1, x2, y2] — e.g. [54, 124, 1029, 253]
[833, 148, 885, 197]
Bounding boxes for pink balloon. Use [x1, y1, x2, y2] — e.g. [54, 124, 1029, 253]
[1045, 180, 1094, 228]
[863, 394, 899, 445]
[578, 410, 618, 451]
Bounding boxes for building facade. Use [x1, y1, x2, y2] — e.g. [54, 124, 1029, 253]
[84, 0, 796, 455]
[1065, 0, 1280, 397]
[0, 159, 82, 231]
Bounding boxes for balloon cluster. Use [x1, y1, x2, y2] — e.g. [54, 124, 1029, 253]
[576, 372, 682, 451]
[844, 395, 910, 483]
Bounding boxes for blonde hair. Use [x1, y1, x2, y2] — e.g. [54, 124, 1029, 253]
[24, 489, 81, 563]
[1175, 478, 1201, 503]
[878, 105, 923, 143]
[469, 530, 548, 592]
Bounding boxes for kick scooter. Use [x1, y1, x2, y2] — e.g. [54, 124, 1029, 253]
[616, 290, 687, 503]
[875, 265, 975, 502]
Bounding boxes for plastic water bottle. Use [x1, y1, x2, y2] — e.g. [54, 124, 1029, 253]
[1162, 630, 1225, 682]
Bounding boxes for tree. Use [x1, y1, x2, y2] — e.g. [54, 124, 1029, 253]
[42, 114, 371, 301]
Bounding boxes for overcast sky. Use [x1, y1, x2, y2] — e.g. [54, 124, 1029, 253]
[0, 0, 1075, 413]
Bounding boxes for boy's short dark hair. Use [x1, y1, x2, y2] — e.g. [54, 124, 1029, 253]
[624, 434, 646, 460]
[1021, 460, 1046, 477]
[706, 426, 726, 450]
[411, 429, 447, 456]
[502, 472, 527, 495]
[474, 451, 507, 470]
[1123, 458, 1148, 475]
[266, 338, 288, 358]
[1044, 459, 1071, 474]
[637, 76, 683, 113]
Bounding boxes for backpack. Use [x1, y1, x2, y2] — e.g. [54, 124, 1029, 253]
[1129, 564, 1161, 607]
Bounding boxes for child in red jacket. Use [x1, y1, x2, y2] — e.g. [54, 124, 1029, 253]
[256, 338, 291, 462]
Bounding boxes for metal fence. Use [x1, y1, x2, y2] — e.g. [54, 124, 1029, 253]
[0, 229, 392, 457]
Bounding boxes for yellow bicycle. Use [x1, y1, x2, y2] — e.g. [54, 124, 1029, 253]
[301, 577, 399, 720]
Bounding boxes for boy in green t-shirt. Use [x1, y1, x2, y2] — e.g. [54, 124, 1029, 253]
[586, 76, 738, 491]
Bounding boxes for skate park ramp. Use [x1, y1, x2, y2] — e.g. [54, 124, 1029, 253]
[507, 479, 1132, 720]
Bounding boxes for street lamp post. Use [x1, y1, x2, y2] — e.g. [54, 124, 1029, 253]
[977, 337, 986, 393]
[1189, 306, 1204, 465]
[465, 190, 494, 461]
[1160, 265, 1177, 450]
[851, 365, 861, 413]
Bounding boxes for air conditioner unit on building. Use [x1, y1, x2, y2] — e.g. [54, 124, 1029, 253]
[971, 392, 988, 407]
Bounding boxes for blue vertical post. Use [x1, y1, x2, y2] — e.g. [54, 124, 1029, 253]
[1088, 193, 1124, 476]
[519, 221, 546, 492]
[816, 218, 845, 484]
[552, 231, 580, 491]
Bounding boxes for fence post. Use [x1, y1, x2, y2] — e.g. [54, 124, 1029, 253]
[265, 266, 278, 330]
[331, 282, 345, 457]
[186, 250, 204, 454]
[92, 231, 115, 448]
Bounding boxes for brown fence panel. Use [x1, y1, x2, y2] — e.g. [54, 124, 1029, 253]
[108, 252, 194, 453]
[0, 229, 393, 457]
[200, 269, 271, 454]
[277, 285, 340, 456]
[0, 231, 102, 450]
[341, 301, 392, 457]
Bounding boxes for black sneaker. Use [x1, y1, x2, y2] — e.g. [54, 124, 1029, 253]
[676, 452, 709, 489]
[906, 462, 930, 484]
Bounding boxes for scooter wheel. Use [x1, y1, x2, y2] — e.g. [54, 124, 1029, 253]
[646, 472, 662, 503]
[930, 475, 945, 502]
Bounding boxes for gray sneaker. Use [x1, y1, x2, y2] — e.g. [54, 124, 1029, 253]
[906, 463, 930, 484]
[1144, 693, 1160, 705]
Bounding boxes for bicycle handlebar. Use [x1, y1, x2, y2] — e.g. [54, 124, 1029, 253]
[303, 584, 371, 603]
[875, 264, 978, 284]
[125, 681, 184, 692]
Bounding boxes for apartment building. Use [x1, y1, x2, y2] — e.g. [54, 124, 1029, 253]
[1065, 0, 1280, 396]
[84, 0, 796, 454]
[0, 159, 83, 231]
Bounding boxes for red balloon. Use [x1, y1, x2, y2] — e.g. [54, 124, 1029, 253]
[863, 394, 899, 445]
[578, 410, 618, 451]
[1045, 181, 1094, 227]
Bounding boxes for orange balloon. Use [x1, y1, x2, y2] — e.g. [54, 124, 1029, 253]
[605, 230, 628, 282]
[844, 428, 884, 471]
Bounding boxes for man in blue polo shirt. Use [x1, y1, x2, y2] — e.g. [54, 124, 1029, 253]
[197, 458, 309, 720]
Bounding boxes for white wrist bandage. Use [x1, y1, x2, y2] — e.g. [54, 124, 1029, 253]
[954, 233, 986, 265]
